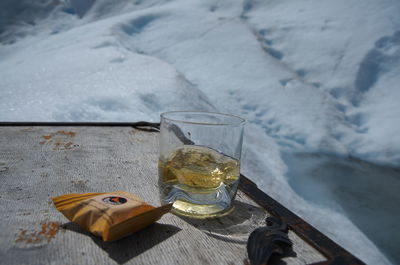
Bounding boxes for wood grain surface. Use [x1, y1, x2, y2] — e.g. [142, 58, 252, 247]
[0, 126, 326, 265]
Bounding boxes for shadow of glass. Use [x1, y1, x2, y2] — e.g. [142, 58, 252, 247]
[62, 222, 181, 264]
[179, 200, 269, 244]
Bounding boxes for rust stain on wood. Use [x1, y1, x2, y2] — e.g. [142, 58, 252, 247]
[56, 130, 76, 137]
[40, 131, 77, 150]
[15, 221, 61, 244]
[42, 135, 52, 140]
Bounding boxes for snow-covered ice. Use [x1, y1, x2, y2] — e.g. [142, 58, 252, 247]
[1, 0, 399, 264]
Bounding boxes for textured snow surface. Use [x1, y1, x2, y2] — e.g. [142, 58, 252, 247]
[1, 0, 399, 264]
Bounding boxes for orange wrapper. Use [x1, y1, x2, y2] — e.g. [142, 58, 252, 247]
[52, 191, 172, 242]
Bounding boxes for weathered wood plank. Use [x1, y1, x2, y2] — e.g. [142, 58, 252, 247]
[0, 126, 326, 265]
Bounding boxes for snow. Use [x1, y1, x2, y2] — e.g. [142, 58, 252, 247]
[245, 0, 400, 165]
[1, 0, 399, 264]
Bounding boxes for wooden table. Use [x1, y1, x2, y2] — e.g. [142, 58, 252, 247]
[0, 124, 364, 265]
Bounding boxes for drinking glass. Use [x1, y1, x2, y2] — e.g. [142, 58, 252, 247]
[158, 111, 245, 218]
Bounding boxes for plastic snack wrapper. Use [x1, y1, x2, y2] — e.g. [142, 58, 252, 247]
[52, 191, 172, 242]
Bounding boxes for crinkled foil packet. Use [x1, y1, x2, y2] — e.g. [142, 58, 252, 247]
[52, 191, 172, 242]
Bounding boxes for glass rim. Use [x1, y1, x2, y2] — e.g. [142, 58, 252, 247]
[160, 111, 245, 126]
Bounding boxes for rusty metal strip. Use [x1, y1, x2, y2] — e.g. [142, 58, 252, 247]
[0, 121, 365, 264]
[0, 121, 160, 129]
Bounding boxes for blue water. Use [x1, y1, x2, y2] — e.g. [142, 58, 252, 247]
[284, 153, 400, 264]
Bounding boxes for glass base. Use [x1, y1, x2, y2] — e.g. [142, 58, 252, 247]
[171, 200, 235, 218]
[161, 184, 235, 218]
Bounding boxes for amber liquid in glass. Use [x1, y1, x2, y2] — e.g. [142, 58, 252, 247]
[159, 145, 240, 218]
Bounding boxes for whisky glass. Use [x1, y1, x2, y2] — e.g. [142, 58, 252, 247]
[158, 111, 245, 218]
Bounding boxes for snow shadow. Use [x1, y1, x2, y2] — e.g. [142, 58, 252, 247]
[63, 0, 95, 18]
[283, 152, 400, 264]
[352, 30, 400, 106]
[120, 14, 161, 36]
